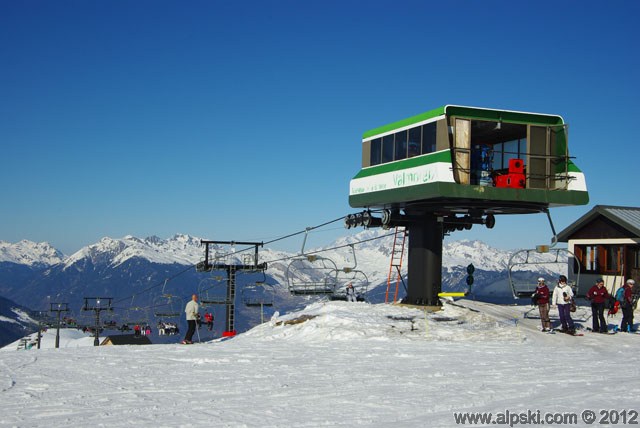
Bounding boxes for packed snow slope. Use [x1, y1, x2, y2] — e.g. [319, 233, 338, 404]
[1, 300, 639, 427]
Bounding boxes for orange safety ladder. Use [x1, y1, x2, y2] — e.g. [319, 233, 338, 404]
[385, 226, 407, 303]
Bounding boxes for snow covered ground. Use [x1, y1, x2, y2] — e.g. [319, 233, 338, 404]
[1, 300, 639, 427]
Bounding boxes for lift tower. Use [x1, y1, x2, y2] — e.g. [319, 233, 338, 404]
[82, 297, 113, 346]
[49, 302, 69, 349]
[197, 240, 266, 337]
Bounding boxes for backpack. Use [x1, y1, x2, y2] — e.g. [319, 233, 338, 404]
[615, 287, 626, 303]
[608, 300, 620, 316]
[604, 295, 616, 309]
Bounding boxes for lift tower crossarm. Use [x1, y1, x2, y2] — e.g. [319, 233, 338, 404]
[199, 240, 266, 272]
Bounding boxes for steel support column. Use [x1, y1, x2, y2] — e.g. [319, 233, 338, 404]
[404, 212, 443, 306]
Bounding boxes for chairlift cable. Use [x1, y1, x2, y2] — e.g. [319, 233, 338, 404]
[262, 230, 397, 265]
[108, 214, 384, 308]
[112, 264, 194, 305]
[207, 216, 348, 262]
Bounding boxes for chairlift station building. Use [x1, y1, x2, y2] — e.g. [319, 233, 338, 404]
[348, 105, 589, 306]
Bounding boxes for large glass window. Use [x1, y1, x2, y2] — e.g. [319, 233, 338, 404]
[395, 130, 408, 160]
[382, 134, 394, 163]
[366, 120, 438, 166]
[422, 122, 436, 154]
[575, 244, 623, 274]
[581, 245, 598, 272]
[408, 127, 421, 157]
[605, 246, 622, 273]
[370, 138, 381, 166]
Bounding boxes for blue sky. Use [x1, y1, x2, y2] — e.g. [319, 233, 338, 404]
[1, 1, 639, 255]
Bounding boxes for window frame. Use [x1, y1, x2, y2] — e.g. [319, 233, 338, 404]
[574, 244, 623, 275]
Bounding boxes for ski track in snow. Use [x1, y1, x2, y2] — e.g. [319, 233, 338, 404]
[1, 300, 639, 427]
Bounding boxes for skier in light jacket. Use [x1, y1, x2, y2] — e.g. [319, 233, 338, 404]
[552, 275, 575, 334]
[346, 283, 357, 302]
[182, 294, 199, 344]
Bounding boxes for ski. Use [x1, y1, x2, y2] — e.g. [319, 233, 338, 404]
[551, 328, 583, 336]
[611, 326, 640, 335]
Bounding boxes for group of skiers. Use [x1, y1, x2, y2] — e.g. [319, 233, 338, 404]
[533, 275, 637, 334]
[157, 321, 179, 336]
[132, 324, 152, 337]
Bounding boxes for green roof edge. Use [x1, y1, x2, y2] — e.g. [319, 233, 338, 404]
[362, 105, 565, 140]
[362, 106, 445, 140]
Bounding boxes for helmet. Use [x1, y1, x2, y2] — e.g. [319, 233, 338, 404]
[537, 277, 545, 282]
[627, 279, 636, 285]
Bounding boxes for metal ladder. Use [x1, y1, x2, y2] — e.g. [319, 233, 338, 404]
[226, 266, 236, 335]
[385, 227, 407, 303]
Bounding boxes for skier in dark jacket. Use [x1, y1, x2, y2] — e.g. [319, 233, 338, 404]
[587, 278, 609, 333]
[620, 279, 635, 333]
[533, 277, 551, 331]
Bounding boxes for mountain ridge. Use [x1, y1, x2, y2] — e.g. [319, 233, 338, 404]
[0, 232, 552, 274]
[0, 231, 567, 348]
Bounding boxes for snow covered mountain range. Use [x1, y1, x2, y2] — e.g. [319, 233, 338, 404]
[0, 231, 561, 279]
[0, 231, 567, 347]
[0, 240, 65, 266]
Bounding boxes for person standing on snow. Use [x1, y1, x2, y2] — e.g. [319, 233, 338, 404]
[182, 294, 199, 344]
[533, 277, 551, 331]
[587, 278, 609, 333]
[620, 279, 635, 333]
[552, 275, 575, 334]
[346, 283, 357, 302]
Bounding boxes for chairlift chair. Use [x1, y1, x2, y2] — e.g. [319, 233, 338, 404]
[153, 294, 183, 319]
[152, 279, 184, 319]
[74, 305, 95, 330]
[242, 283, 275, 307]
[122, 305, 151, 327]
[328, 244, 369, 301]
[508, 247, 581, 299]
[197, 275, 227, 307]
[332, 268, 369, 301]
[285, 255, 339, 295]
[57, 307, 79, 328]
